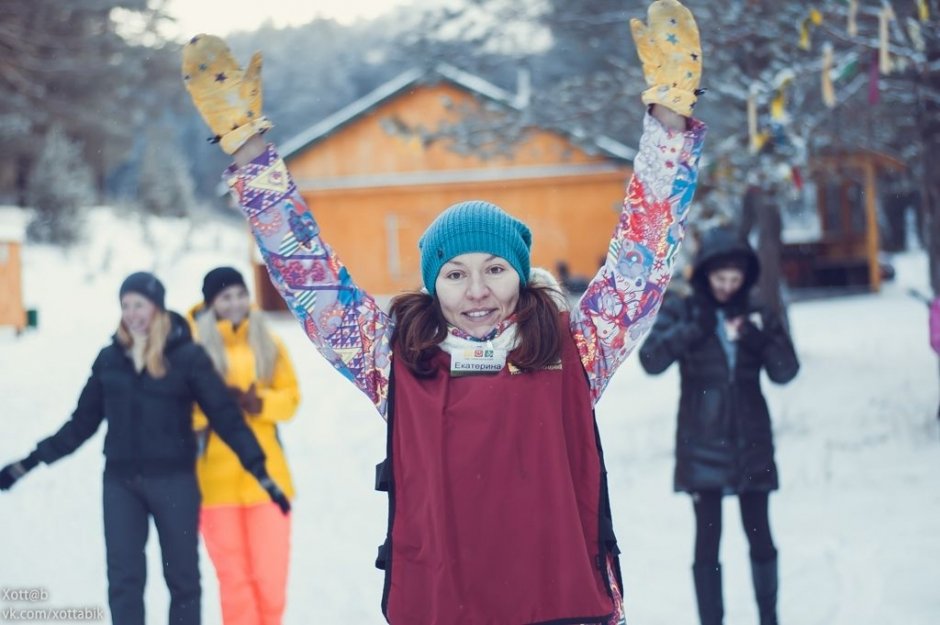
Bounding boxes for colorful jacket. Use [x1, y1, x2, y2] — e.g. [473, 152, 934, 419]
[224, 113, 706, 419]
[225, 112, 705, 624]
[190, 305, 300, 506]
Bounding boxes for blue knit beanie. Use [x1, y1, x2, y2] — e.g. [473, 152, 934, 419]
[419, 200, 532, 295]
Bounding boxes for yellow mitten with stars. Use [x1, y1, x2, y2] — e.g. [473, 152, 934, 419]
[181, 34, 273, 155]
[630, 0, 703, 117]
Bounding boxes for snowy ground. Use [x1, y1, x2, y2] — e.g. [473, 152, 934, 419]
[1, 208, 938, 624]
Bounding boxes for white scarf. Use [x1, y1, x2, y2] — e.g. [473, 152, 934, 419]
[440, 324, 519, 356]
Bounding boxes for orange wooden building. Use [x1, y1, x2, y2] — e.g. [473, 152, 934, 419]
[0, 209, 28, 332]
[254, 64, 635, 306]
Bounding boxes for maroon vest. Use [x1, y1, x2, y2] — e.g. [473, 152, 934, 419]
[376, 314, 621, 625]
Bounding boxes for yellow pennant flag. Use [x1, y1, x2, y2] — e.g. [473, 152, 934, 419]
[799, 19, 811, 50]
[822, 44, 836, 108]
[771, 90, 786, 121]
[917, 0, 930, 22]
[753, 132, 770, 154]
[770, 71, 794, 122]
[799, 9, 824, 51]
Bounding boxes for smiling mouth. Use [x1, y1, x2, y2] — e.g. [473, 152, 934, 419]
[463, 309, 496, 320]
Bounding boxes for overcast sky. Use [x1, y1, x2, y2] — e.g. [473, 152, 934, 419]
[161, 0, 414, 40]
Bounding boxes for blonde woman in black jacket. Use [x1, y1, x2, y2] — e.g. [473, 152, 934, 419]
[0, 272, 289, 625]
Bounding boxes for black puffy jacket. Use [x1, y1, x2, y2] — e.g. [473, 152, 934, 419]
[34, 312, 265, 477]
[639, 229, 799, 494]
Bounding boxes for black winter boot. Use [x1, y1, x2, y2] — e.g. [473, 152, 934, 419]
[692, 562, 724, 625]
[750, 556, 779, 625]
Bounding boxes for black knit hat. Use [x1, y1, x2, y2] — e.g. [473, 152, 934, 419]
[119, 272, 166, 310]
[202, 266, 247, 305]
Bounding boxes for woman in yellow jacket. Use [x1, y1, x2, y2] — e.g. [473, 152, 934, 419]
[190, 266, 300, 625]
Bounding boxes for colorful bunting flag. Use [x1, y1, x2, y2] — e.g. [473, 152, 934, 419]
[879, 3, 895, 75]
[799, 8, 824, 50]
[771, 90, 786, 120]
[770, 72, 794, 121]
[917, 0, 930, 22]
[791, 166, 804, 192]
[849, 0, 859, 36]
[835, 55, 860, 82]
[822, 44, 836, 108]
[748, 86, 759, 153]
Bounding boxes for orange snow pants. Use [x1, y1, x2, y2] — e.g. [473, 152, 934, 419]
[200, 503, 291, 625]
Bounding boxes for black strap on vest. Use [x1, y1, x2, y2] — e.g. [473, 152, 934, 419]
[374, 459, 391, 571]
[375, 458, 390, 492]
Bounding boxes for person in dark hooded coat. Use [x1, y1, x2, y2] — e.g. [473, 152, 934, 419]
[639, 226, 799, 625]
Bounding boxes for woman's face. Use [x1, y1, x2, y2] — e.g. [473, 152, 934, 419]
[435, 253, 521, 339]
[211, 284, 251, 325]
[121, 293, 158, 335]
[708, 267, 745, 303]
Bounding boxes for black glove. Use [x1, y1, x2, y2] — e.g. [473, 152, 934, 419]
[251, 466, 291, 515]
[0, 453, 39, 491]
[692, 302, 718, 337]
[676, 300, 716, 347]
[738, 313, 771, 351]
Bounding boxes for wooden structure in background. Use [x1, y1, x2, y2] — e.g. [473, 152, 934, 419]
[782, 149, 905, 293]
[0, 211, 27, 332]
[252, 64, 635, 307]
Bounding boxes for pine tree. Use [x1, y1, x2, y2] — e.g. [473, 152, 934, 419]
[26, 127, 94, 245]
[0, 0, 175, 202]
[137, 130, 196, 218]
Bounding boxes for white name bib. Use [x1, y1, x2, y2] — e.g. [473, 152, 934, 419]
[450, 347, 508, 376]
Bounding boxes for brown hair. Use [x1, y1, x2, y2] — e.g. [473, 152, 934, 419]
[116, 311, 171, 378]
[389, 284, 564, 377]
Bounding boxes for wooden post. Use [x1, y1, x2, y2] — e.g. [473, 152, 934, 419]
[863, 158, 881, 292]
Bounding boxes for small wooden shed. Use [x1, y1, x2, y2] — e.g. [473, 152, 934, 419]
[782, 149, 905, 293]
[0, 209, 27, 332]
[253, 64, 635, 306]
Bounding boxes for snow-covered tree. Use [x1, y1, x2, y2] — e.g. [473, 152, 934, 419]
[401, 0, 939, 317]
[0, 0, 175, 202]
[137, 129, 196, 218]
[26, 127, 95, 245]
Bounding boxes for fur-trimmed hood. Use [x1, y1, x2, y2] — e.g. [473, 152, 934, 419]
[690, 227, 760, 303]
[529, 266, 570, 312]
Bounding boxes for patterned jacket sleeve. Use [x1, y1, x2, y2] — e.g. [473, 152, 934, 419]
[224, 145, 394, 418]
[571, 113, 706, 406]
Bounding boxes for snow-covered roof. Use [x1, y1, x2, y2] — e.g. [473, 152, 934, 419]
[0, 207, 28, 242]
[279, 63, 635, 163]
